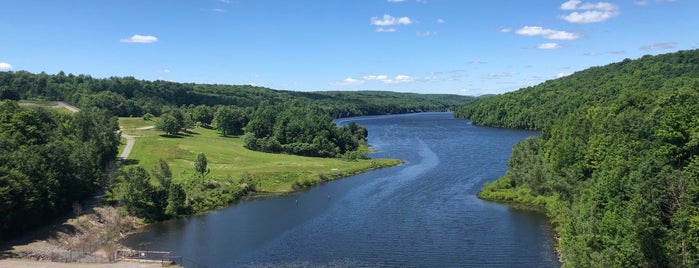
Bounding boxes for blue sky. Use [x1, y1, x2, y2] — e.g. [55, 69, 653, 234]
[1, 0, 697, 95]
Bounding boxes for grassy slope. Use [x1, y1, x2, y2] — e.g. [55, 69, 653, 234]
[118, 117, 402, 193]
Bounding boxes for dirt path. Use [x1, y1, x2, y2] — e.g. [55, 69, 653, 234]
[53, 101, 80, 113]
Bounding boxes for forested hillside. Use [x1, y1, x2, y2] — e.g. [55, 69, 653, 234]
[455, 49, 699, 130]
[457, 49, 699, 267]
[0, 102, 119, 240]
[0, 71, 472, 118]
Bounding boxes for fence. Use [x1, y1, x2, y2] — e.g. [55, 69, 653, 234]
[115, 249, 172, 264]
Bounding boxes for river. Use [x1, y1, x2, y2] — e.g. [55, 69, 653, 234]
[123, 112, 560, 267]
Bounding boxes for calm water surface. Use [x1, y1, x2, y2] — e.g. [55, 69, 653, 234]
[124, 112, 560, 267]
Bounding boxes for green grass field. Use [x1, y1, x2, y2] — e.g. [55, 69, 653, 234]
[118, 117, 402, 193]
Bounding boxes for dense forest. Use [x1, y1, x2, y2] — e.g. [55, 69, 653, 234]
[0, 71, 472, 118]
[457, 49, 699, 267]
[0, 102, 120, 240]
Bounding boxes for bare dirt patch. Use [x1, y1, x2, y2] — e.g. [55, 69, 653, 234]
[1, 206, 143, 264]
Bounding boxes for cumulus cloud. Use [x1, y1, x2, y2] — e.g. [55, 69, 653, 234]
[332, 77, 365, 86]
[120, 35, 158, 43]
[538, 43, 563, 49]
[364, 75, 389, 81]
[500, 28, 513, 33]
[559, 0, 619, 23]
[0, 62, 12, 71]
[640, 42, 677, 51]
[371, 14, 413, 26]
[436, 18, 446, 23]
[389, 75, 416, 84]
[515, 26, 582, 40]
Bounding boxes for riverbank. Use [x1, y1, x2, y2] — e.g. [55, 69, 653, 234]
[0, 206, 143, 263]
[0, 157, 402, 265]
[478, 174, 565, 264]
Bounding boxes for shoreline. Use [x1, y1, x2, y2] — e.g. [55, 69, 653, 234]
[0, 158, 403, 265]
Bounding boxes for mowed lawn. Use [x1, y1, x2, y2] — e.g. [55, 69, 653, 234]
[118, 117, 401, 192]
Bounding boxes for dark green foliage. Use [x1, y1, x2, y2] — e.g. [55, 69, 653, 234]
[243, 104, 367, 157]
[156, 113, 182, 136]
[165, 183, 188, 216]
[117, 166, 166, 220]
[462, 49, 699, 267]
[0, 70, 471, 118]
[0, 102, 119, 239]
[213, 105, 247, 136]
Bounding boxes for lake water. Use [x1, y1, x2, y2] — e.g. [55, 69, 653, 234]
[123, 112, 560, 267]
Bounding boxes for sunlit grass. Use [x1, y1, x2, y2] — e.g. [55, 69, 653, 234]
[119, 118, 402, 193]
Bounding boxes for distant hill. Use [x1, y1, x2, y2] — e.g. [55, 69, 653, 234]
[0, 71, 473, 118]
[455, 49, 699, 129]
[457, 49, 699, 267]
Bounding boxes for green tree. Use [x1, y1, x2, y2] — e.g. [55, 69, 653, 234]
[118, 166, 164, 220]
[213, 105, 246, 136]
[194, 153, 210, 178]
[165, 183, 188, 216]
[156, 113, 181, 136]
[151, 158, 172, 189]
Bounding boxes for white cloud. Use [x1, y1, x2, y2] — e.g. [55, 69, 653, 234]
[559, 0, 620, 23]
[561, 0, 582, 10]
[557, 72, 572, 78]
[371, 14, 413, 26]
[375, 27, 397, 33]
[538, 43, 563, 49]
[332, 77, 365, 86]
[500, 28, 513, 33]
[0, 62, 12, 71]
[364, 75, 389, 81]
[351, 74, 418, 84]
[561, 10, 619, 23]
[162, 69, 171, 73]
[640, 42, 677, 50]
[515, 26, 582, 40]
[120, 34, 158, 43]
[584, 51, 601, 56]
[391, 75, 416, 84]
[436, 18, 446, 23]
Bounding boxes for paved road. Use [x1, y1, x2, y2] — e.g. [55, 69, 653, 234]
[119, 133, 136, 160]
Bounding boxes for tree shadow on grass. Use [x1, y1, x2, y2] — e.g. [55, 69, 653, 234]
[122, 159, 140, 165]
[159, 134, 185, 138]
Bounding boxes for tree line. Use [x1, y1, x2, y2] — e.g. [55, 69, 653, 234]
[0, 71, 472, 118]
[459, 49, 699, 267]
